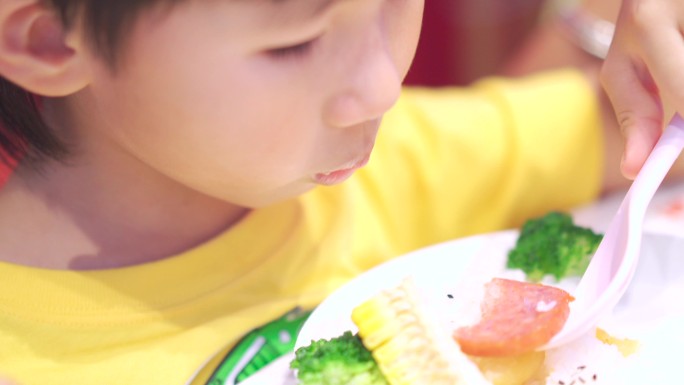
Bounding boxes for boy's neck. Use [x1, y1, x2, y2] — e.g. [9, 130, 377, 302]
[0, 160, 249, 270]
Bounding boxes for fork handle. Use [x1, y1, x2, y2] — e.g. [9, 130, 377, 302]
[629, 113, 684, 215]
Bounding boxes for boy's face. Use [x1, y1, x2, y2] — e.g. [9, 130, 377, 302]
[76, 0, 423, 207]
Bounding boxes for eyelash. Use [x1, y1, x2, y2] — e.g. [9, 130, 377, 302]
[267, 39, 317, 60]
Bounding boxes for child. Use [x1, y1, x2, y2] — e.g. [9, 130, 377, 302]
[601, 0, 684, 178]
[0, 0, 660, 384]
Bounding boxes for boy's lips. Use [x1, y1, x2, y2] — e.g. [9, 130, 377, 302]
[313, 153, 371, 186]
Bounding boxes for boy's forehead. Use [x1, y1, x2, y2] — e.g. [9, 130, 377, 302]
[240, 0, 343, 26]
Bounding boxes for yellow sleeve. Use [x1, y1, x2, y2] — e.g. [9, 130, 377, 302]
[352, 68, 604, 263]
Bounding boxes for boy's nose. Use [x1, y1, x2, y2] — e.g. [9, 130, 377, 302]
[323, 43, 401, 129]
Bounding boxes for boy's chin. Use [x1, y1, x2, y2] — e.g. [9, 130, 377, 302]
[233, 182, 319, 208]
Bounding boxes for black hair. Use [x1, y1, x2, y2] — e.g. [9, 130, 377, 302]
[0, 0, 179, 167]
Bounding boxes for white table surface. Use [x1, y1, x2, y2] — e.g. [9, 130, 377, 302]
[572, 180, 684, 238]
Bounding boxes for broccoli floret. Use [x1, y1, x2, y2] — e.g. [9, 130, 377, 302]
[290, 331, 388, 385]
[506, 211, 603, 282]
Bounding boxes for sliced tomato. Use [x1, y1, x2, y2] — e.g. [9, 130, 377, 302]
[453, 278, 573, 357]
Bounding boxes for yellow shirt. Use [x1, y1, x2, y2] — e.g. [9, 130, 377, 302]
[0, 69, 603, 385]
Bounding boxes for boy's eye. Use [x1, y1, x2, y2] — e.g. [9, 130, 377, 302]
[266, 38, 318, 59]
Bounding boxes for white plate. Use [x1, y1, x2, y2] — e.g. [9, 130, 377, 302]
[296, 230, 684, 349]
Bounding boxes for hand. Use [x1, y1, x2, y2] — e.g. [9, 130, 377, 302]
[600, 0, 684, 179]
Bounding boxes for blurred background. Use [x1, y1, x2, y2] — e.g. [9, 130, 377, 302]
[404, 0, 547, 86]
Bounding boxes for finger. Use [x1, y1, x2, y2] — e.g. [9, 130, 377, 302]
[621, 121, 662, 178]
[601, 52, 662, 179]
[638, 19, 684, 119]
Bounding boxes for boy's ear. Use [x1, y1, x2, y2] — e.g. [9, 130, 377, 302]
[0, 0, 90, 96]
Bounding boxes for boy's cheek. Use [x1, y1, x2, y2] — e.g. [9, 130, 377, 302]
[387, 0, 425, 78]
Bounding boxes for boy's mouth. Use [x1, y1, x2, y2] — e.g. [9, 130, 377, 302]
[313, 153, 371, 186]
